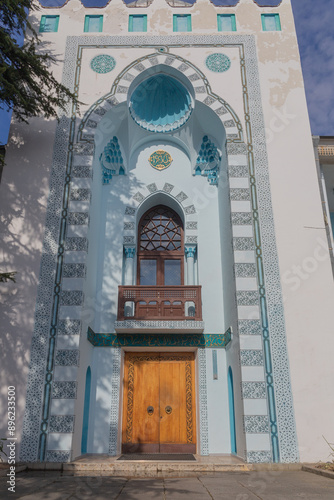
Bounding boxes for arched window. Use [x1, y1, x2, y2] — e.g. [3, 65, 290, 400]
[137, 205, 184, 286]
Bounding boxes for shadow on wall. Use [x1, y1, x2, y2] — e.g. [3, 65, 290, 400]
[0, 116, 57, 447]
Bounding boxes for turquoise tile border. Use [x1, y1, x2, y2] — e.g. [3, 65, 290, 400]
[87, 327, 232, 348]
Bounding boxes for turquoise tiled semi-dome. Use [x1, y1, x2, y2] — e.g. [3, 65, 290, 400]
[129, 74, 193, 133]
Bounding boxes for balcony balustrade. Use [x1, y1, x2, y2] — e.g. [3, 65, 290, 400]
[117, 285, 202, 321]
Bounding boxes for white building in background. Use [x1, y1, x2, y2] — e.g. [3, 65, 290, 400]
[0, 0, 334, 464]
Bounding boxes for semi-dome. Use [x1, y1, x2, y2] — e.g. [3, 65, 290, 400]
[129, 74, 193, 133]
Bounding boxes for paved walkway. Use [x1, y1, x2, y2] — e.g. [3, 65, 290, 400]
[1, 470, 334, 499]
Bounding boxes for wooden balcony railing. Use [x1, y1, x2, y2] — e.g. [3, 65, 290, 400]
[117, 285, 202, 321]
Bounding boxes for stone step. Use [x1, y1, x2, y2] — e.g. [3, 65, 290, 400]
[63, 461, 251, 475]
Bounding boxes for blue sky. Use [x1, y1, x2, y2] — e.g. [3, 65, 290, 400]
[1, 0, 333, 145]
[291, 0, 334, 136]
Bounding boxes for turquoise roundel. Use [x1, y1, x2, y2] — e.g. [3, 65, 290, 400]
[90, 55, 116, 74]
[205, 53, 231, 73]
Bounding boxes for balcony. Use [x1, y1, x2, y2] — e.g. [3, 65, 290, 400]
[115, 285, 204, 333]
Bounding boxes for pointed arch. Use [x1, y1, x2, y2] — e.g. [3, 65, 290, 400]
[77, 52, 243, 144]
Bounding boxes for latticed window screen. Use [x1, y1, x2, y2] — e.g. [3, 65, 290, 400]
[139, 207, 182, 252]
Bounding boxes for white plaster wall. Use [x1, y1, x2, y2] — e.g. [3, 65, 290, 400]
[0, 117, 56, 457]
[206, 348, 231, 454]
[88, 348, 115, 454]
[218, 154, 246, 457]
[254, 2, 334, 462]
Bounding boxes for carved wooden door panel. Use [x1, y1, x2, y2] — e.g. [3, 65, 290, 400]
[159, 353, 196, 453]
[122, 352, 196, 454]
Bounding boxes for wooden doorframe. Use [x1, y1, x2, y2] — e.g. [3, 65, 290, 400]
[121, 350, 197, 454]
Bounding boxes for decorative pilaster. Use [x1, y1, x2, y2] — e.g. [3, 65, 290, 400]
[185, 245, 196, 285]
[124, 247, 136, 285]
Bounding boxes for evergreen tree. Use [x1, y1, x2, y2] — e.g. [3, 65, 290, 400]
[0, 0, 76, 124]
[1, 1, 76, 279]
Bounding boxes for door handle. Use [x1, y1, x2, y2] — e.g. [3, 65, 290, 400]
[165, 405, 172, 415]
[147, 406, 154, 416]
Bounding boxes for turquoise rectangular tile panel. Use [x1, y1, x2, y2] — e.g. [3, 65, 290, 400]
[129, 15, 147, 33]
[217, 14, 237, 32]
[84, 15, 103, 33]
[173, 15, 191, 33]
[261, 14, 281, 32]
[40, 15, 59, 33]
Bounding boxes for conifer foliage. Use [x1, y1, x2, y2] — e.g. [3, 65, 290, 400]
[0, 0, 76, 123]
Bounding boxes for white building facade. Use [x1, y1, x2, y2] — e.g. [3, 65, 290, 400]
[1, 0, 334, 465]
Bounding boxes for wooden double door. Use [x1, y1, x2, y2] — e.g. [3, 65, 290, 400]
[122, 352, 196, 453]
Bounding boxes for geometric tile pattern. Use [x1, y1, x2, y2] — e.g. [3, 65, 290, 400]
[242, 382, 267, 399]
[70, 188, 91, 201]
[58, 319, 81, 335]
[68, 212, 89, 226]
[63, 263, 86, 278]
[109, 348, 121, 456]
[233, 238, 254, 251]
[55, 350, 80, 366]
[229, 165, 249, 177]
[240, 350, 264, 366]
[52, 382, 77, 399]
[60, 291, 84, 307]
[72, 165, 92, 178]
[175, 192, 188, 203]
[236, 291, 259, 306]
[64, 237, 88, 252]
[45, 451, 71, 462]
[238, 320, 262, 335]
[231, 212, 253, 225]
[198, 349, 209, 455]
[247, 451, 272, 463]
[244, 415, 269, 433]
[146, 183, 158, 193]
[235, 263, 257, 278]
[230, 188, 251, 201]
[184, 205, 196, 215]
[49, 415, 75, 433]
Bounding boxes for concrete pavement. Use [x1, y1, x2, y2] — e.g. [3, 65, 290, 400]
[0, 470, 334, 499]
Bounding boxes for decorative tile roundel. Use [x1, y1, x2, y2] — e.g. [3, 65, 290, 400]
[90, 55, 116, 74]
[148, 150, 173, 171]
[205, 53, 231, 73]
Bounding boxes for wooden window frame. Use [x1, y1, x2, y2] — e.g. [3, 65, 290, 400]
[137, 205, 184, 286]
